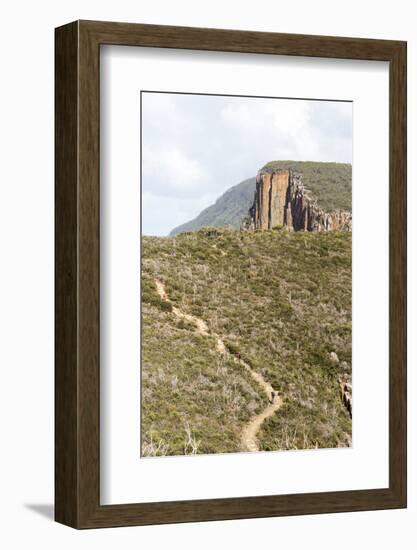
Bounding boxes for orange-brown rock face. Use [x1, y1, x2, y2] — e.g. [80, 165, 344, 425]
[247, 169, 352, 233]
[270, 171, 290, 228]
[258, 172, 272, 229]
[251, 170, 290, 230]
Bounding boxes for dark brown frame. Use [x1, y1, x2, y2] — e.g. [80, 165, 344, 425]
[55, 20, 407, 529]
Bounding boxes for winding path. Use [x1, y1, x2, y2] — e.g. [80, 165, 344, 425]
[154, 279, 283, 452]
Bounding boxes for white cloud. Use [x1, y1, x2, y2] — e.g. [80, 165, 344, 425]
[221, 99, 310, 135]
[141, 93, 179, 129]
[142, 145, 209, 198]
[220, 99, 346, 162]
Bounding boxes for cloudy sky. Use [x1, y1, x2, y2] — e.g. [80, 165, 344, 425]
[141, 92, 352, 236]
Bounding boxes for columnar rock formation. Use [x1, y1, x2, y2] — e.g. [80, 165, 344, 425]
[246, 169, 352, 232]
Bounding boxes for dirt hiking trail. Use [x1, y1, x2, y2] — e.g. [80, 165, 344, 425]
[155, 279, 283, 452]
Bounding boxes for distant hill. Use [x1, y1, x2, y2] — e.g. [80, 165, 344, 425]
[169, 177, 255, 236]
[169, 161, 351, 236]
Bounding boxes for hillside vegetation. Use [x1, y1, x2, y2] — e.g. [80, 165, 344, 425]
[169, 161, 351, 236]
[142, 227, 352, 455]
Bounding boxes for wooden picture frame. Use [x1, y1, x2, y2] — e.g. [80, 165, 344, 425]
[55, 20, 407, 529]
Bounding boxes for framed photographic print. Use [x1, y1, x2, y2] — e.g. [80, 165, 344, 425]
[55, 20, 407, 528]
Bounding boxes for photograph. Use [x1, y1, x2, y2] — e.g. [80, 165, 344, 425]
[0, 0, 409, 540]
[140, 91, 353, 457]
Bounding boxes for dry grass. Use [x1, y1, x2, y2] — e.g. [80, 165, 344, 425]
[142, 227, 352, 454]
[141, 300, 263, 456]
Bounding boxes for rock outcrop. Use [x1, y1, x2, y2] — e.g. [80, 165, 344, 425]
[245, 169, 352, 232]
[340, 380, 352, 418]
[335, 356, 352, 419]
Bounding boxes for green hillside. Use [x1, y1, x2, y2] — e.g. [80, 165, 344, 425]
[142, 227, 352, 456]
[169, 177, 255, 236]
[169, 161, 351, 236]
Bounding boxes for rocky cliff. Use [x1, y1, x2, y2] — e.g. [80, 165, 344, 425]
[246, 169, 352, 232]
